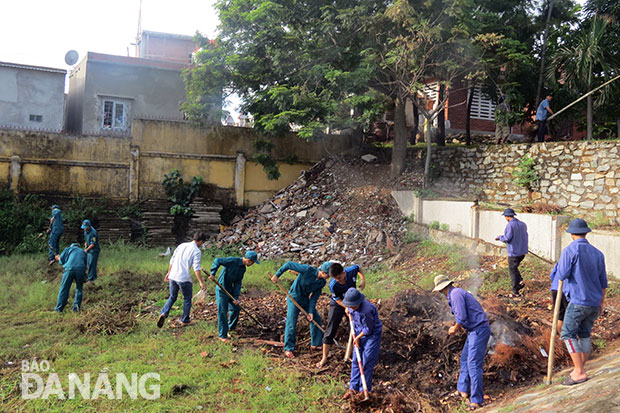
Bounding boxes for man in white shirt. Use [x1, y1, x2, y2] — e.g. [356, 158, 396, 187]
[157, 232, 207, 327]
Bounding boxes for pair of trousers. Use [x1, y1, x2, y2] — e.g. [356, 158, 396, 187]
[536, 120, 547, 142]
[216, 287, 240, 338]
[323, 301, 346, 345]
[350, 332, 381, 392]
[55, 268, 86, 312]
[561, 303, 600, 353]
[160, 280, 193, 323]
[87, 251, 99, 282]
[457, 323, 491, 405]
[508, 255, 525, 294]
[283, 297, 323, 352]
[48, 231, 62, 261]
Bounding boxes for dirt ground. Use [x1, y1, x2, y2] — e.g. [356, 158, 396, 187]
[185, 249, 620, 412]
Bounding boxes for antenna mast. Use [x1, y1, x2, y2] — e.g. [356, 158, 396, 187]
[135, 0, 142, 57]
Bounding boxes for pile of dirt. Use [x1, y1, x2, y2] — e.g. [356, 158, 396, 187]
[191, 288, 559, 412]
[216, 158, 407, 266]
[74, 302, 137, 335]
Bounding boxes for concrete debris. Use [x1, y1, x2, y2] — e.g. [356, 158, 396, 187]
[217, 158, 407, 265]
[361, 154, 378, 163]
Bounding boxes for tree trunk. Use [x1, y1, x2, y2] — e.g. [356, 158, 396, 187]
[410, 103, 419, 145]
[424, 117, 433, 188]
[466, 85, 475, 146]
[437, 84, 446, 146]
[535, 0, 556, 107]
[617, 118, 620, 139]
[390, 96, 408, 178]
[587, 94, 593, 142]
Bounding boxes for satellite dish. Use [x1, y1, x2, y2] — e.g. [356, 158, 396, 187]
[64, 50, 79, 66]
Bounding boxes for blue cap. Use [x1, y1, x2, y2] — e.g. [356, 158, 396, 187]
[319, 261, 331, 274]
[342, 288, 365, 307]
[244, 250, 260, 264]
[81, 219, 91, 229]
[51, 205, 60, 210]
[502, 208, 516, 217]
[566, 218, 591, 234]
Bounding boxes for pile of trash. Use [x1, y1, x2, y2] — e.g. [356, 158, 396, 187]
[216, 158, 407, 265]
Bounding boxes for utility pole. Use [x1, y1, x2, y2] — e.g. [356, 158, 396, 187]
[134, 0, 143, 57]
[535, 0, 555, 108]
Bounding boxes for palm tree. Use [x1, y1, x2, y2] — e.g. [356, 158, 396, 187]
[548, 16, 615, 141]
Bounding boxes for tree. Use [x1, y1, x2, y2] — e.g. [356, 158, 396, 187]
[548, 16, 616, 141]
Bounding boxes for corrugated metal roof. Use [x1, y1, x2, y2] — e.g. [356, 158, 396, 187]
[0, 61, 66, 74]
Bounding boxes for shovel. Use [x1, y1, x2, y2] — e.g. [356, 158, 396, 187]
[202, 269, 267, 330]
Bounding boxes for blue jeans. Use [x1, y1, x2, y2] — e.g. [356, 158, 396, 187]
[283, 297, 323, 352]
[561, 303, 600, 354]
[350, 332, 381, 392]
[216, 287, 240, 338]
[55, 268, 86, 312]
[160, 281, 193, 323]
[87, 251, 99, 282]
[457, 323, 491, 405]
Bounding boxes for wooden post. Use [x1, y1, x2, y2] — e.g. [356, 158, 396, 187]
[546, 279, 564, 385]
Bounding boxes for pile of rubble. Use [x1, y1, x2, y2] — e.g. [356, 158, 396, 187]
[216, 158, 407, 265]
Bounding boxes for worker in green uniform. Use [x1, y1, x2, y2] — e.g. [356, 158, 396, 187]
[81, 220, 100, 284]
[209, 250, 260, 341]
[271, 261, 331, 358]
[53, 243, 87, 312]
[47, 205, 63, 265]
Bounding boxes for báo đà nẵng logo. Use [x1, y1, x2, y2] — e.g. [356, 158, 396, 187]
[21, 359, 160, 400]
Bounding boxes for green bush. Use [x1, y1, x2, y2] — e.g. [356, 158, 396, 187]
[440, 223, 449, 231]
[162, 169, 204, 216]
[0, 191, 49, 255]
[512, 156, 539, 191]
[62, 195, 108, 228]
[429, 221, 440, 230]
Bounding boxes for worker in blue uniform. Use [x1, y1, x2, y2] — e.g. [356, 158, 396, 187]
[82, 220, 100, 284]
[271, 261, 331, 358]
[53, 243, 87, 312]
[209, 250, 260, 341]
[341, 288, 382, 401]
[47, 205, 63, 265]
[433, 274, 491, 410]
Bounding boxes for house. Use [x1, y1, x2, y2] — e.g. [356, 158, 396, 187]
[0, 61, 66, 131]
[137, 30, 196, 65]
[64, 52, 189, 135]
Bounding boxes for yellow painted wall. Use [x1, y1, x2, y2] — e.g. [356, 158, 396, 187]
[0, 162, 8, 188]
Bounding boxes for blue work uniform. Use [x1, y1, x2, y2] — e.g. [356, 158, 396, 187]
[557, 238, 607, 354]
[210, 257, 247, 339]
[498, 218, 528, 294]
[274, 262, 326, 352]
[550, 264, 569, 321]
[349, 299, 382, 393]
[54, 243, 87, 312]
[323, 265, 360, 345]
[447, 287, 491, 406]
[48, 207, 63, 262]
[84, 227, 100, 282]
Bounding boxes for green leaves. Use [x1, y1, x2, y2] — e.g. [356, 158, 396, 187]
[162, 169, 204, 217]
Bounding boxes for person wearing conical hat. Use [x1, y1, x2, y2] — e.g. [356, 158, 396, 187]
[433, 275, 490, 410]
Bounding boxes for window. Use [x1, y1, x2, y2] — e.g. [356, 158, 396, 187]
[101, 99, 128, 130]
[469, 87, 496, 120]
[29, 114, 43, 122]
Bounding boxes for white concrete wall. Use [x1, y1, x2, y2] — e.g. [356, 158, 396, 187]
[421, 199, 474, 237]
[561, 230, 620, 280]
[390, 190, 619, 278]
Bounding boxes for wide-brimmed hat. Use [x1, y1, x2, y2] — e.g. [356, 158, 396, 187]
[566, 218, 591, 234]
[81, 219, 91, 229]
[502, 208, 516, 217]
[244, 250, 260, 264]
[342, 288, 365, 307]
[319, 261, 331, 273]
[432, 274, 453, 292]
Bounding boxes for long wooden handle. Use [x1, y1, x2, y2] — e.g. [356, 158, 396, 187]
[269, 272, 325, 333]
[203, 269, 265, 329]
[348, 312, 369, 399]
[546, 279, 564, 385]
[344, 330, 354, 362]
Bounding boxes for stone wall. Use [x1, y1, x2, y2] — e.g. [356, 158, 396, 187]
[417, 141, 620, 223]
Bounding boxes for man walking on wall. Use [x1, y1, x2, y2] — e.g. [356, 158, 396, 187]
[535, 93, 554, 142]
[47, 205, 63, 266]
[157, 232, 207, 328]
[81, 220, 100, 284]
[556, 219, 607, 386]
[496, 208, 528, 297]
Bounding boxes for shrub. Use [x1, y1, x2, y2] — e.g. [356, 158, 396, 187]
[162, 169, 204, 216]
[0, 191, 49, 255]
[429, 221, 440, 230]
